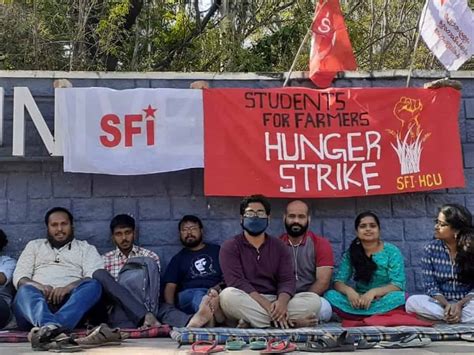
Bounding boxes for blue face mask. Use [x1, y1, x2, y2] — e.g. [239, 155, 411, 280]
[242, 217, 268, 236]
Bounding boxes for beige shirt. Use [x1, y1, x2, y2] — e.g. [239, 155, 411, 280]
[13, 239, 104, 289]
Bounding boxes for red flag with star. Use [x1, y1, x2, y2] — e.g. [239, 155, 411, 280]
[309, 0, 357, 88]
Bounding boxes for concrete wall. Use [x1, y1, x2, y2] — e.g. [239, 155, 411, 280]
[1, 70, 474, 294]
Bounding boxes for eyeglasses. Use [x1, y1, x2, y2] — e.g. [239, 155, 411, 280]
[181, 226, 200, 233]
[243, 210, 267, 218]
[434, 219, 450, 228]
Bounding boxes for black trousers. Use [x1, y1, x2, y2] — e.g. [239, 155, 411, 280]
[0, 297, 11, 329]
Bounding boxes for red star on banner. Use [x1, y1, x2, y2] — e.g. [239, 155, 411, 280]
[143, 104, 157, 118]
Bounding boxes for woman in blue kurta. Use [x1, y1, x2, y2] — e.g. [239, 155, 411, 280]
[325, 211, 406, 317]
[406, 204, 474, 323]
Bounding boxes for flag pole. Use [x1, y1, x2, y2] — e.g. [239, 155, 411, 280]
[283, 29, 312, 87]
[406, 0, 429, 87]
[283, 0, 328, 87]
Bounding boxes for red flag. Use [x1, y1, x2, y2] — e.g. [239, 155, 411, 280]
[309, 0, 357, 88]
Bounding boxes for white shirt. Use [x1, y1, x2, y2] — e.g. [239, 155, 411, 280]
[13, 239, 104, 289]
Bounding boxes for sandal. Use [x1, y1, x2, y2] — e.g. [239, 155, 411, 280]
[337, 331, 356, 349]
[225, 337, 246, 350]
[298, 332, 355, 352]
[379, 334, 431, 348]
[356, 338, 378, 350]
[74, 323, 124, 349]
[261, 338, 297, 354]
[46, 334, 82, 353]
[250, 337, 268, 350]
[29, 325, 81, 352]
[30, 330, 81, 352]
[190, 340, 225, 354]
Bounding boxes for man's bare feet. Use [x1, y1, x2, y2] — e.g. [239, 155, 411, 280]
[187, 295, 214, 328]
[139, 312, 161, 330]
[289, 313, 318, 327]
[236, 319, 250, 328]
[207, 289, 225, 324]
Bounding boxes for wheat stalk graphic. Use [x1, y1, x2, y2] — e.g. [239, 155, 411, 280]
[386, 97, 431, 175]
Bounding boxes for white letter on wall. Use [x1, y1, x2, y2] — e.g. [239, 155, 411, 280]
[13, 87, 62, 156]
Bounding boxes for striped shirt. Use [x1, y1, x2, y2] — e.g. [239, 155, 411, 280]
[103, 245, 161, 280]
[421, 239, 473, 301]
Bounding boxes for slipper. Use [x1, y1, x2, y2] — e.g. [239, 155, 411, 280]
[298, 333, 355, 352]
[250, 337, 268, 350]
[460, 334, 474, 342]
[379, 334, 431, 348]
[261, 338, 297, 354]
[225, 337, 246, 350]
[190, 340, 225, 354]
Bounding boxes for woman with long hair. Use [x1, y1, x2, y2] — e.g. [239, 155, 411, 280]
[406, 204, 474, 323]
[325, 211, 406, 317]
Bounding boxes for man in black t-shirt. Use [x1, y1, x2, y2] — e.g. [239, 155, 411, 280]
[163, 215, 224, 325]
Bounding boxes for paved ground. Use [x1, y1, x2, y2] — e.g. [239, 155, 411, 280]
[0, 338, 473, 354]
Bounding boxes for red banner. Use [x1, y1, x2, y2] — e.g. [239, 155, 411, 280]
[204, 87, 464, 198]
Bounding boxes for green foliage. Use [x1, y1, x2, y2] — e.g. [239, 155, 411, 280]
[0, 0, 472, 72]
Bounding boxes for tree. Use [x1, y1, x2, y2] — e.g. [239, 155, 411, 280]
[0, 0, 472, 72]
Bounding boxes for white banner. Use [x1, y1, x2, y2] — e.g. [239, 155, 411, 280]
[56, 88, 204, 175]
[419, 0, 474, 71]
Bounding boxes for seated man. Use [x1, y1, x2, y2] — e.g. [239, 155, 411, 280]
[12, 207, 103, 349]
[0, 229, 16, 329]
[279, 200, 334, 323]
[93, 214, 162, 329]
[163, 215, 224, 325]
[219, 195, 320, 328]
[95, 214, 214, 329]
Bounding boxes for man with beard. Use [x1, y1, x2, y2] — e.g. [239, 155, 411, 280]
[280, 200, 335, 323]
[163, 215, 224, 325]
[94, 214, 162, 329]
[12, 207, 103, 350]
[96, 214, 215, 329]
[219, 195, 321, 328]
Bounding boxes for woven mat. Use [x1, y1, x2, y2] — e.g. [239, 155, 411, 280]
[170, 323, 474, 345]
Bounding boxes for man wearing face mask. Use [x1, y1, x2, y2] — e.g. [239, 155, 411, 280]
[279, 200, 335, 323]
[219, 195, 321, 328]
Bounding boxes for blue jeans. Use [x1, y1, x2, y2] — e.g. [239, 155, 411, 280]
[178, 288, 208, 314]
[13, 279, 102, 331]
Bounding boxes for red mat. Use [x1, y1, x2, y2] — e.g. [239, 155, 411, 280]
[0, 325, 171, 343]
[341, 309, 434, 327]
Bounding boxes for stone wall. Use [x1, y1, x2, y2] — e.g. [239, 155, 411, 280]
[1, 71, 473, 294]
